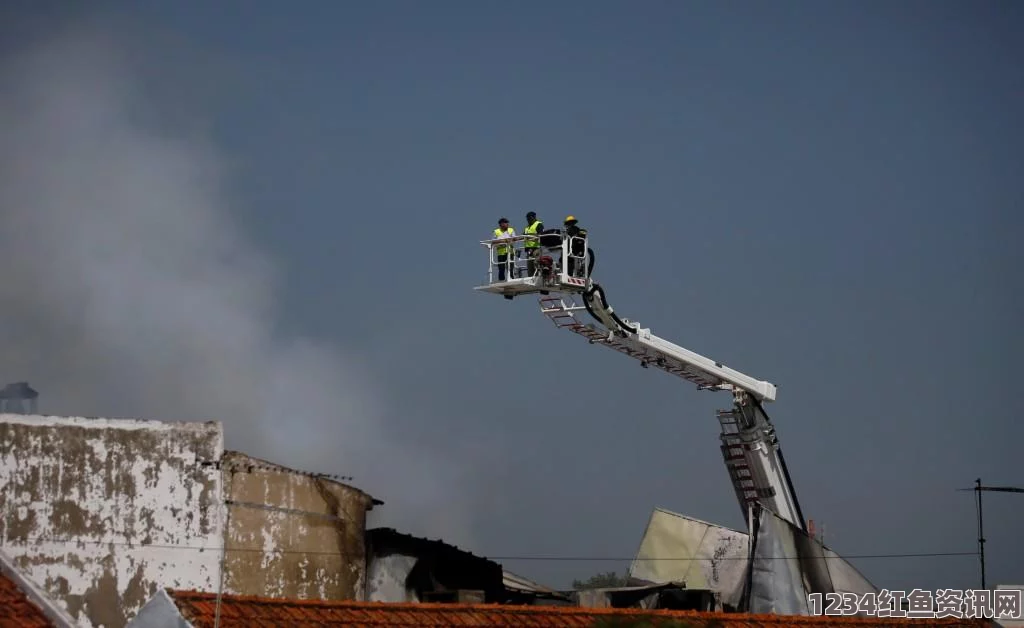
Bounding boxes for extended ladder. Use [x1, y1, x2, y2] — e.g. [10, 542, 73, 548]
[538, 295, 726, 391]
[717, 409, 762, 513]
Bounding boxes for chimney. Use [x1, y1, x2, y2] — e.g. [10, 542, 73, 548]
[0, 382, 39, 414]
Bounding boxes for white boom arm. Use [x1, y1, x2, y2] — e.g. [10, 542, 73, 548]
[629, 327, 776, 401]
[539, 287, 806, 533]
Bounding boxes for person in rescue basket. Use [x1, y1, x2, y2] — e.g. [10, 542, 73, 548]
[563, 215, 588, 277]
[523, 211, 544, 277]
[493, 217, 515, 282]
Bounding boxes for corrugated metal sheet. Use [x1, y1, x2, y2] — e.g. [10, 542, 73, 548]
[749, 506, 878, 616]
[628, 508, 750, 609]
[502, 570, 560, 595]
[748, 505, 809, 614]
[822, 547, 878, 597]
[628, 506, 879, 615]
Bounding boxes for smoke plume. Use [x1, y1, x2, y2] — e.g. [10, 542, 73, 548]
[0, 24, 476, 544]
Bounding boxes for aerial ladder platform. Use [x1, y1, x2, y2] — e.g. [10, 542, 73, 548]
[474, 229, 806, 533]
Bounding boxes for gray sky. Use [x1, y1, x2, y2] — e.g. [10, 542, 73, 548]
[1, 0, 1020, 592]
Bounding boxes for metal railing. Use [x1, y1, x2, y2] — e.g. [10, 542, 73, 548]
[480, 233, 589, 285]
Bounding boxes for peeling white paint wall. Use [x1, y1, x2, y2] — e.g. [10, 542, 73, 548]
[220, 451, 375, 602]
[0, 414, 225, 628]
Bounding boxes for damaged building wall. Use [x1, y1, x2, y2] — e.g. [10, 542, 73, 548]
[0, 413, 224, 628]
[365, 528, 507, 604]
[220, 451, 378, 601]
[366, 554, 420, 602]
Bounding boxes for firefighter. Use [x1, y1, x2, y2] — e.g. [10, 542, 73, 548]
[563, 215, 588, 277]
[523, 211, 544, 276]
[493, 217, 515, 281]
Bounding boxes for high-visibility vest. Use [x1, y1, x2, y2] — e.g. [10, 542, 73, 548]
[493, 227, 515, 255]
[524, 220, 541, 248]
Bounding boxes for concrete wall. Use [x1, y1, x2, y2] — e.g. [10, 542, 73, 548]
[220, 451, 377, 601]
[0, 414, 224, 628]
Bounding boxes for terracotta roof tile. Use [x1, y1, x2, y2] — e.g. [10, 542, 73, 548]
[167, 590, 991, 627]
[0, 571, 54, 628]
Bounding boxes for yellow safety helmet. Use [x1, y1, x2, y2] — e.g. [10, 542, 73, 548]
[564, 215, 577, 224]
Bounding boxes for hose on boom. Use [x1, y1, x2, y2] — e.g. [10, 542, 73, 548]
[581, 265, 638, 336]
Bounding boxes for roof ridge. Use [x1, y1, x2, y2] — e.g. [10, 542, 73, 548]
[164, 591, 981, 624]
[219, 450, 383, 505]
